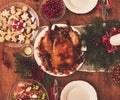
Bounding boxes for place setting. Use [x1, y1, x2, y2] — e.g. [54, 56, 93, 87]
[1, 0, 120, 100]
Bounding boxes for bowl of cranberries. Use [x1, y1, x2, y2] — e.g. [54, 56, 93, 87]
[41, 0, 66, 21]
[109, 63, 120, 86]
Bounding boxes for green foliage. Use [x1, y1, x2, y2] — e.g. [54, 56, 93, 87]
[81, 17, 120, 70]
[13, 53, 54, 90]
[41, 74, 53, 92]
[13, 53, 37, 79]
[13, 17, 120, 76]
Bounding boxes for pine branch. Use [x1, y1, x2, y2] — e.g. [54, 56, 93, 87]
[13, 53, 37, 79]
[81, 17, 120, 70]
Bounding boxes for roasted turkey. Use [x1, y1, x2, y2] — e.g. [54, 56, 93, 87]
[38, 23, 84, 74]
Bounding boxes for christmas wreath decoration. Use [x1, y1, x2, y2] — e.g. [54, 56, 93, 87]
[81, 17, 120, 70]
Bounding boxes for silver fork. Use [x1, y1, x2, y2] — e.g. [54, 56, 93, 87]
[101, 0, 107, 20]
[102, 0, 112, 20]
[105, 0, 112, 19]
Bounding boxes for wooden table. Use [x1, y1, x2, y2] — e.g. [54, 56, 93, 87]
[0, 0, 120, 100]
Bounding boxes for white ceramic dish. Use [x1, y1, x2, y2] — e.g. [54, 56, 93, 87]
[63, 0, 98, 14]
[34, 24, 86, 77]
[60, 80, 97, 100]
[0, 2, 39, 47]
[7, 79, 49, 100]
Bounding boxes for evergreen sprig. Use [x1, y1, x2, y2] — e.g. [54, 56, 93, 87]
[81, 17, 120, 70]
[13, 53, 54, 90]
[13, 53, 38, 79]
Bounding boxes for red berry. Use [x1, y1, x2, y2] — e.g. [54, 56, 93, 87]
[63, 70, 69, 75]
[53, 69, 57, 75]
[18, 23, 23, 30]
[41, 0, 64, 19]
[12, 25, 17, 29]
[14, 19, 19, 24]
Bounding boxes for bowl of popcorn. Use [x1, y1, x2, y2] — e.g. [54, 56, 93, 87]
[41, 0, 66, 21]
[0, 2, 39, 47]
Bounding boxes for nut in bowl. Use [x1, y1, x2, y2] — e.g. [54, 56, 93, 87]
[41, 0, 66, 21]
[109, 63, 120, 86]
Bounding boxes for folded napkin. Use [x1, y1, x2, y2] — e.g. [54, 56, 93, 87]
[96, 0, 112, 10]
[96, 0, 102, 10]
[108, 0, 112, 8]
[50, 87, 63, 100]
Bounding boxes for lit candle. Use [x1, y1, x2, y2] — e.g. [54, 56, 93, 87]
[23, 46, 32, 55]
[21, 44, 33, 57]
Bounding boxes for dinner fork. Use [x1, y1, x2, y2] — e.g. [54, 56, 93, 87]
[101, 0, 107, 20]
[102, 0, 112, 20]
[105, 0, 112, 19]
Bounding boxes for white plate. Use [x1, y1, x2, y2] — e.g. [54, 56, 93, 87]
[63, 0, 98, 14]
[34, 24, 86, 77]
[61, 80, 97, 100]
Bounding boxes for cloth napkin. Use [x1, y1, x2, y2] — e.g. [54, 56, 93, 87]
[96, 0, 112, 10]
[49, 87, 63, 100]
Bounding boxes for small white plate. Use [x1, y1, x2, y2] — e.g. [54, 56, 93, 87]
[60, 80, 97, 100]
[63, 0, 98, 14]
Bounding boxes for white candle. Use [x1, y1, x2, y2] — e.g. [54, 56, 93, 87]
[110, 34, 120, 46]
[23, 46, 32, 55]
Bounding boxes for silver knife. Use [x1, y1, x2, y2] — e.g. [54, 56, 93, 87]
[53, 79, 59, 100]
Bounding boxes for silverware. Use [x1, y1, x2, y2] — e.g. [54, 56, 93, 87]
[102, 0, 107, 20]
[105, 0, 112, 18]
[53, 79, 59, 100]
[102, 0, 112, 20]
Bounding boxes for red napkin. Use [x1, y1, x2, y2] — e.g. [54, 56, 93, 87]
[108, 0, 112, 8]
[96, 0, 112, 10]
[96, 0, 102, 10]
[50, 87, 55, 100]
[50, 87, 63, 100]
